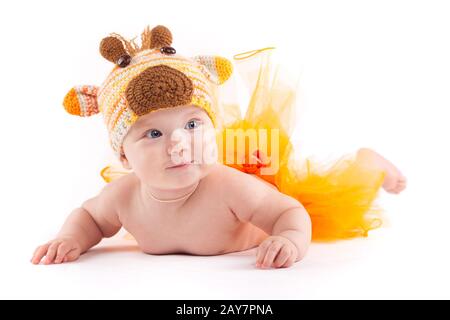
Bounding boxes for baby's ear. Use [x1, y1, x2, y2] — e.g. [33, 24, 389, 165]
[63, 85, 100, 117]
[119, 153, 131, 170]
[192, 55, 233, 85]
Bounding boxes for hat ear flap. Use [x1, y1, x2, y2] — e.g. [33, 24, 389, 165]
[63, 85, 100, 117]
[192, 55, 233, 85]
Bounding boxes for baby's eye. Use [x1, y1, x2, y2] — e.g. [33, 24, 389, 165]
[185, 119, 202, 130]
[145, 129, 162, 139]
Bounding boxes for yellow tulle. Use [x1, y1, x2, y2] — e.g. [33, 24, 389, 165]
[101, 47, 386, 242]
[216, 48, 386, 241]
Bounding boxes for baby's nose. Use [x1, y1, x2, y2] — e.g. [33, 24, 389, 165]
[167, 128, 190, 155]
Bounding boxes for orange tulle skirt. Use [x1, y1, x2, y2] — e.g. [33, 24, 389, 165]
[101, 47, 386, 242]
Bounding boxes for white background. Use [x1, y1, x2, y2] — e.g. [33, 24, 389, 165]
[0, 0, 449, 299]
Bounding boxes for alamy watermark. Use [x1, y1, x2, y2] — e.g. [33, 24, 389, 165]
[169, 127, 280, 175]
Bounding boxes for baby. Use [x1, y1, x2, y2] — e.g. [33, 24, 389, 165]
[31, 25, 406, 268]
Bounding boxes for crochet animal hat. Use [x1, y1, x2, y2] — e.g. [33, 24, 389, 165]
[63, 25, 233, 156]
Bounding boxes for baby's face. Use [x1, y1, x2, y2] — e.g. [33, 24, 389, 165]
[121, 105, 218, 189]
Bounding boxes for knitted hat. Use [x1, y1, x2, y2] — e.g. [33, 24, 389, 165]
[63, 25, 233, 156]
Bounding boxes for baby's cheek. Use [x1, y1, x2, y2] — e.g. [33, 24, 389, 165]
[134, 146, 164, 171]
[199, 130, 218, 165]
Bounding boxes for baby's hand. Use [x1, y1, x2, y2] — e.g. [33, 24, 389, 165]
[31, 237, 82, 265]
[255, 235, 298, 269]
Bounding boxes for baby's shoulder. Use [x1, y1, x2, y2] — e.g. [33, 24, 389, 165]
[205, 164, 275, 194]
[99, 172, 138, 204]
[204, 163, 244, 184]
[81, 172, 138, 225]
[204, 164, 283, 218]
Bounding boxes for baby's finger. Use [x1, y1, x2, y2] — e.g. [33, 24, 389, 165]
[256, 239, 273, 267]
[54, 243, 72, 264]
[64, 248, 81, 262]
[44, 242, 60, 264]
[273, 245, 291, 268]
[31, 244, 50, 264]
[262, 242, 283, 268]
[281, 248, 296, 268]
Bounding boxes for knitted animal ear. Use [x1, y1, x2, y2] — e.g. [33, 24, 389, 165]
[192, 55, 233, 85]
[149, 25, 173, 49]
[63, 85, 100, 117]
[99, 36, 132, 68]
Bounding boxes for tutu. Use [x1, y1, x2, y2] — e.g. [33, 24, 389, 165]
[101, 47, 386, 242]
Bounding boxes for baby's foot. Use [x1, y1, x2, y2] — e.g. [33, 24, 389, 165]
[356, 148, 407, 194]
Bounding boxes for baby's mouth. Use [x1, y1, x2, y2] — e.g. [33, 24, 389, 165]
[166, 159, 196, 169]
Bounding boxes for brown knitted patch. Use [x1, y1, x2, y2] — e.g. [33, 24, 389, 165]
[100, 36, 128, 63]
[125, 65, 193, 116]
[150, 25, 173, 49]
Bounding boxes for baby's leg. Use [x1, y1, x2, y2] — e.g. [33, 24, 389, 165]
[356, 148, 407, 194]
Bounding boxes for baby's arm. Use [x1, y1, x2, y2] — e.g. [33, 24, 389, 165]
[223, 167, 312, 269]
[31, 183, 122, 265]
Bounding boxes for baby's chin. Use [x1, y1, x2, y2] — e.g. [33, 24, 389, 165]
[140, 162, 215, 188]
